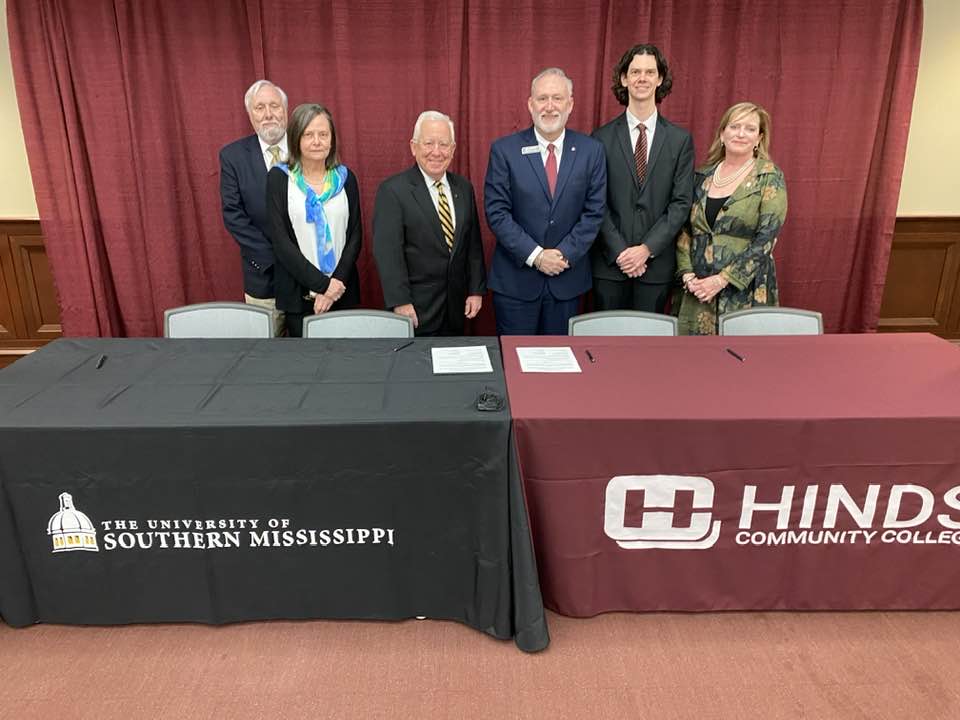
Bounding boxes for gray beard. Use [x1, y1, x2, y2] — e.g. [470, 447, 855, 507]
[257, 127, 285, 145]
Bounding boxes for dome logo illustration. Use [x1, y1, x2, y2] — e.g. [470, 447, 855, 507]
[48, 492, 99, 553]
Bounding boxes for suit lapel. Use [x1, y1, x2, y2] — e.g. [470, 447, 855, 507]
[645, 115, 668, 183]
[449, 174, 467, 257]
[616, 114, 639, 188]
[691, 171, 710, 232]
[551, 132, 579, 207]
[522, 129, 552, 202]
[408, 167, 448, 252]
[246, 136, 267, 179]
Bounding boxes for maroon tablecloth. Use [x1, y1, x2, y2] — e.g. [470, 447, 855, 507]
[502, 333, 960, 616]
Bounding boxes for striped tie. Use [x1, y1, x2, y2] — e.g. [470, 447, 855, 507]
[634, 125, 647, 185]
[434, 180, 454, 251]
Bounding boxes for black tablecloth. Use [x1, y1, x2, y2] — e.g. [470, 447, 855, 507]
[0, 338, 548, 652]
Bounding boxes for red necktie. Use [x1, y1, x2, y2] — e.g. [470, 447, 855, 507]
[634, 125, 647, 185]
[546, 143, 557, 197]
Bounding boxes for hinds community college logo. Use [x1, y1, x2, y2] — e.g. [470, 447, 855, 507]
[47, 492, 99, 553]
[604, 475, 721, 550]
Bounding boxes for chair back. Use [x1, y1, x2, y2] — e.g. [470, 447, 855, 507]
[719, 307, 823, 336]
[568, 310, 678, 336]
[164, 302, 274, 338]
[302, 310, 415, 338]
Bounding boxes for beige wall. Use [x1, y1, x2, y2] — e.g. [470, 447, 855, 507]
[0, 0, 956, 219]
[0, 0, 38, 219]
[897, 0, 960, 216]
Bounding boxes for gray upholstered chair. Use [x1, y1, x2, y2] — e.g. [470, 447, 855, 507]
[719, 307, 823, 336]
[163, 302, 274, 338]
[568, 310, 678, 336]
[302, 310, 415, 338]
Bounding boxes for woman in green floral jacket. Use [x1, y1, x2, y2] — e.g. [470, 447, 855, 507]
[675, 102, 787, 335]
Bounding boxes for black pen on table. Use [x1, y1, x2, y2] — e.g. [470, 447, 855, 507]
[584, 348, 596, 364]
[95, 354, 107, 369]
[393, 340, 414, 352]
[725, 347, 745, 362]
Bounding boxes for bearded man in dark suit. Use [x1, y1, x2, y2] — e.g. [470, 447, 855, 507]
[219, 80, 289, 334]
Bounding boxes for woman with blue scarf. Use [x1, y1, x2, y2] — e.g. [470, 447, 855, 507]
[267, 103, 361, 336]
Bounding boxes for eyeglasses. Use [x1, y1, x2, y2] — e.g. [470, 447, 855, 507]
[418, 140, 453, 152]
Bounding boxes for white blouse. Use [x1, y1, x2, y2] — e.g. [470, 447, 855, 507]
[286, 175, 349, 273]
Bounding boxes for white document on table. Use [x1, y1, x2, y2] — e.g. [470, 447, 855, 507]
[431, 345, 494, 374]
[516, 346, 582, 373]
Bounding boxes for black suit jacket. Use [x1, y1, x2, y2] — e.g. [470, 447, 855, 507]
[372, 166, 486, 335]
[591, 112, 694, 284]
[266, 166, 362, 314]
[219, 134, 276, 298]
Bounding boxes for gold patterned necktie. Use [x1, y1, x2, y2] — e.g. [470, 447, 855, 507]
[434, 180, 454, 251]
[267, 145, 281, 167]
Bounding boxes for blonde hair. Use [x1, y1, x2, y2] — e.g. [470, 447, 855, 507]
[704, 102, 771, 166]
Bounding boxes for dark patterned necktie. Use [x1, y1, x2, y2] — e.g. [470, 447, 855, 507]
[434, 180, 454, 251]
[634, 125, 647, 185]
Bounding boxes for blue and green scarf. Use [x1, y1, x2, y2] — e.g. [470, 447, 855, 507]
[279, 163, 348, 273]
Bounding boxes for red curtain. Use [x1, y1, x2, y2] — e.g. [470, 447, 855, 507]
[7, 0, 922, 336]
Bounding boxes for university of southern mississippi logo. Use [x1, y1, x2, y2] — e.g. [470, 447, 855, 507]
[47, 492, 99, 553]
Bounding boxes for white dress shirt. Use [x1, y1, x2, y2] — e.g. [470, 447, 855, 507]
[625, 108, 657, 164]
[287, 174, 349, 297]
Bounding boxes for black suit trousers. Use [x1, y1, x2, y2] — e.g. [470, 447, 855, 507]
[593, 278, 670, 314]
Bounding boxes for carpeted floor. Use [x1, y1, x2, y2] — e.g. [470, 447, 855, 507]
[1, 610, 957, 719]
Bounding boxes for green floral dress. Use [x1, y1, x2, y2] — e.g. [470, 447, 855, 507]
[675, 160, 787, 335]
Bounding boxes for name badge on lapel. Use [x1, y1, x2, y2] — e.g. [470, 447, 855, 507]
[521, 145, 539, 155]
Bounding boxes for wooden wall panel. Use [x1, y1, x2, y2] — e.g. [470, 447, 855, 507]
[10, 234, 62, 339]
[0, 237, 25, 341]
[0, 220, 60, 365]
[878, 218, 960, 339]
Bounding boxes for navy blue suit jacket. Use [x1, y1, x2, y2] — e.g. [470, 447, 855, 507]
[219, 134, 276, 298]
[483, 127, 606, 302]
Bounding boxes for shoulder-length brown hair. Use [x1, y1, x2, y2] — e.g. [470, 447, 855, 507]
[611, 44, 673, 106]
[286, 103, 340, 172]
[704, 102, 772, 166]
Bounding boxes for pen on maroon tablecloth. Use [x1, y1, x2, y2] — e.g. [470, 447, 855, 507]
[725, 347, 745, 362]
[95, 354, 107, 369]
[393, 340, 414, 352]
[585, 349, 596, 363]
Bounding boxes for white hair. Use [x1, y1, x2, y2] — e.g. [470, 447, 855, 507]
[530, 67, 573, 97]
[244, 80, 288, 113]
[412, 110, 455, 144]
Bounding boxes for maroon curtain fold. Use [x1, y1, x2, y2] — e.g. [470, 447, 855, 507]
[7, 0, 922, 336]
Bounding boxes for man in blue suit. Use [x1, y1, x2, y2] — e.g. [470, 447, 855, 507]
[219, 80, 289, 335]
[484, 67, 606, 335]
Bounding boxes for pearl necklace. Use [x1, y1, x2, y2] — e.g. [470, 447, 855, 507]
[713, 158, 754, 188]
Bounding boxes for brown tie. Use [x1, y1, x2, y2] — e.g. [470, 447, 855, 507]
[434, 180, 454, 251]
[634, 125, 647, 185]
